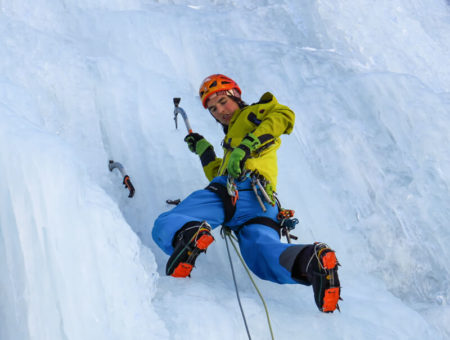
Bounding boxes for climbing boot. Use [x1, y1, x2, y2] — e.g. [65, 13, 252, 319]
[166, 221, 214, 278]
[306, 242, 341, 313]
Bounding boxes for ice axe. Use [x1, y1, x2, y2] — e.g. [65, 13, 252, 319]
[108, 160, 135, 198]
[166, 97, 193, 206]
[173, 97, 193, 134]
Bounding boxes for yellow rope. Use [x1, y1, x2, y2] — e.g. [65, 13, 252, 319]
[223, 227, 275, 340]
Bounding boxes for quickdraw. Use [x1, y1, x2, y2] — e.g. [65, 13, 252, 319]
[226, 175, 239, 206]
[277, 209, 299, 243]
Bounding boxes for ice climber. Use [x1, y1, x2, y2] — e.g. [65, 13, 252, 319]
[152, 74, 341, 312]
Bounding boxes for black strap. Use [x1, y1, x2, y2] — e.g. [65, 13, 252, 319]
[235, 217, 281, 239]
[200, 146, 217, 167]
[206, 183, 236, 224]
[206, 183, 282, 238]
[171, 220, 202, 248]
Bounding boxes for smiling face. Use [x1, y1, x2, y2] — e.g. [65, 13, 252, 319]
[206, 94, 240, 126]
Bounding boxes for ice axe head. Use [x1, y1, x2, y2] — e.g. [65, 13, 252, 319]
[172, 97, 193, 134]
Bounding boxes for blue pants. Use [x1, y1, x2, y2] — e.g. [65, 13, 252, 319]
[152, 176, 308, 284]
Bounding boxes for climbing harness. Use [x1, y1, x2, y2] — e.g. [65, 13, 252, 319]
[221, 226, 275, 340]
[205, 180, 237, 224]
[206, 172, 299, 243]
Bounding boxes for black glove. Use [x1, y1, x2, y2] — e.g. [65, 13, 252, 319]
[184, 133, 213, 156]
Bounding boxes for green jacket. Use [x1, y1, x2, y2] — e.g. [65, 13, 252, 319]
[202, 92, 295, 191]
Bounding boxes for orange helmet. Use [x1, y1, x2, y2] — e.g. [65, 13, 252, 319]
[199, 74, 242, 108]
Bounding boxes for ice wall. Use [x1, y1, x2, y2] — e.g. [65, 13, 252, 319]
[1, 0, 449, 339]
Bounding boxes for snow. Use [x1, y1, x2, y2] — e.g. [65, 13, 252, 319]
[1, 0, 450, 339]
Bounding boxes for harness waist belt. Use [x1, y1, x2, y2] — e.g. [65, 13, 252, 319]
[206, 182, 281, 238]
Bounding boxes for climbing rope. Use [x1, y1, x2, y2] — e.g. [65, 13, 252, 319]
[221, 227, 275, 340]
[223, 230, 252, 340]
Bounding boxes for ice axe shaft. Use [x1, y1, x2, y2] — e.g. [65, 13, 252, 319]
[173, 97, 193, 134]
[109, 160, 135, 198]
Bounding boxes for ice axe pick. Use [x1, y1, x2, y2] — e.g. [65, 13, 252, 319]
[173, 97, 193, 134]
